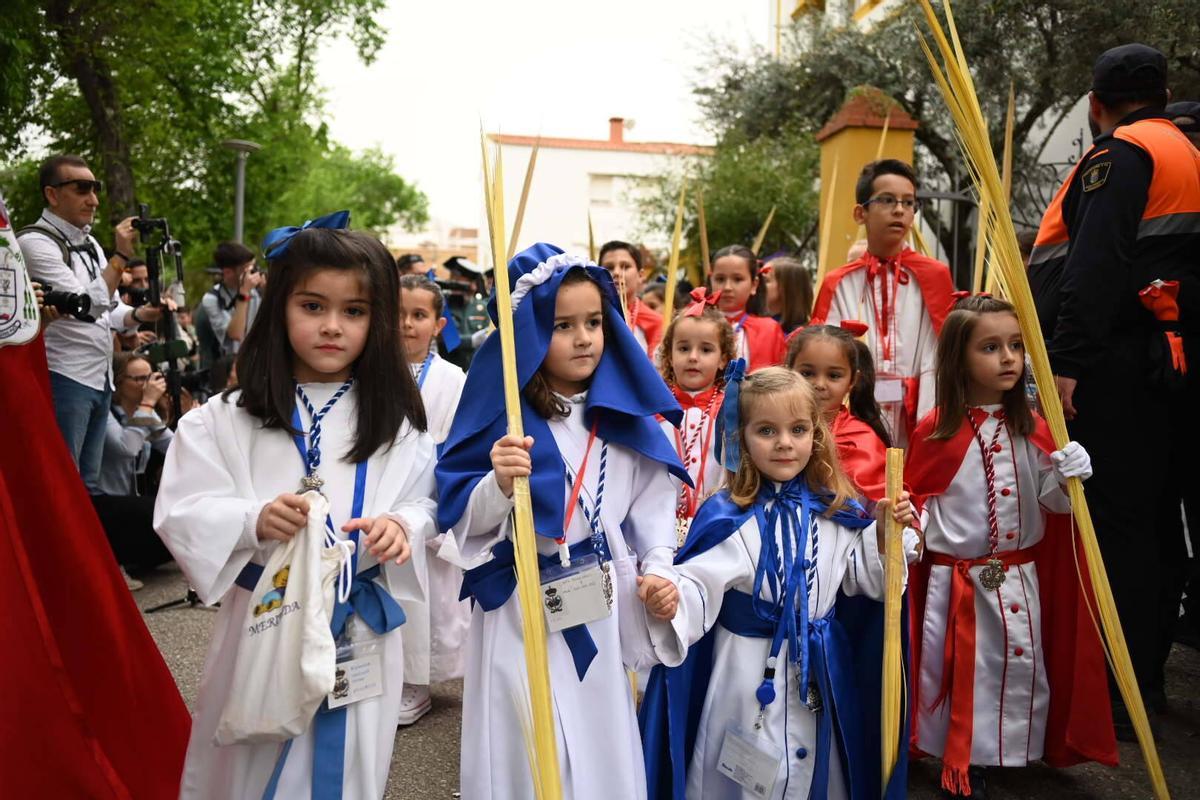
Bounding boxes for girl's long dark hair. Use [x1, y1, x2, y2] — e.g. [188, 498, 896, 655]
[787, 325, 891, 447]
[931, 295, 1033, 440]
[765, 257, 813, 333]
[231, 227, 426, 463]
[711, 244, 767, 314]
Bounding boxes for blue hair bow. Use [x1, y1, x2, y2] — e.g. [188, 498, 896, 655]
[261, 209, 351, 260]
[715, 358, 747, 472]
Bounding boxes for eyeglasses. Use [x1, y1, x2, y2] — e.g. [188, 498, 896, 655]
[864, 194, 921, 212]
[122, 374, 151, 384]
[51, 179, 103, 195]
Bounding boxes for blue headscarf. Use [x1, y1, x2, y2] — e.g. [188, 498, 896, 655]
[436, 242, 690, 536]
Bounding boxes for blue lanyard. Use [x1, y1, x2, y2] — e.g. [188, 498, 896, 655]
[290, 394, 366, 591]
[415, 351, 434, 389]
[294, 379, 354, 491]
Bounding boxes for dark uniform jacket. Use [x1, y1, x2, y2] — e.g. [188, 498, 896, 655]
[1029, 107, 1200, 381]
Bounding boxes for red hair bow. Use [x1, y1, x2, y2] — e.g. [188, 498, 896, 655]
[683, 287, 721, 317]
[839, 319, 869, 337]
[948, 290, 971, 312]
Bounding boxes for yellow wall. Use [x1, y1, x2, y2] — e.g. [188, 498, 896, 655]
[818, 126, 914, 272]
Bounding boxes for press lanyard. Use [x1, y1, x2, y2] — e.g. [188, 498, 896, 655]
[415, 351, 434, 389]
[43, 215, 101, 281]
[558, 418, 608, 567]
[866, 262, 901, 366]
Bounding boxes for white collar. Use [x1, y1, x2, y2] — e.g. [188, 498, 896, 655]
[41, 209, 93, 244]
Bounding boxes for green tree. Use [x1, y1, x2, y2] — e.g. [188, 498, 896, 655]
[0, 0, 428, 301]
[641, 0, 1200, 276]
[636, 127, 820, 282]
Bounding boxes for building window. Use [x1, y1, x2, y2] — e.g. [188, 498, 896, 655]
[589, 174, 614, 206]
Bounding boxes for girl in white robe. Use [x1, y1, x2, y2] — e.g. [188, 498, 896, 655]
[654, 288, 735, 549]
[904, 295, 1100, 797]
[641, 367, 920, 800]
[155, 221, 436, 799]
[397, 274, 471, 724]
[436, 244, 692, 800]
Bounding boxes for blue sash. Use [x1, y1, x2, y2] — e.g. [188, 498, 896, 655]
[718, 590, 864, 800]
[460, 537, 605, 680]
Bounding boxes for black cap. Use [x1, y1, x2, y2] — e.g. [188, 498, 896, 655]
[1165, 101, 1200, 132]
[396, 253, 425, 270]
[1092, 43, 1167, 95]
[443, 256, 492, 275]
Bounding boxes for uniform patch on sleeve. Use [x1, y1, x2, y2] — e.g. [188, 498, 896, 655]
[1081, 161, 1111, 192]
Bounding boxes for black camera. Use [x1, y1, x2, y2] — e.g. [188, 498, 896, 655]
[41, 283, 94, 322]
[124, 286, 152, 307]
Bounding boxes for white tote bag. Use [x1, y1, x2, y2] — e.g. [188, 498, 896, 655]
[214, 492, 353, 745]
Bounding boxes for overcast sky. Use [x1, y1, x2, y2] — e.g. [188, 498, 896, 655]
[315, 1, 771, 229]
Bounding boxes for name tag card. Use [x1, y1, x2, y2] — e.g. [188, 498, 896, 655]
[874, 375, 904, 404]
[540, 553, 612, 633]
[716, 724, 783, 798]
[327, 653, 384, 709]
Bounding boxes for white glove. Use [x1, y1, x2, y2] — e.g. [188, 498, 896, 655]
[471, 327, 490, 348]
[1051, 441, 1092, 482]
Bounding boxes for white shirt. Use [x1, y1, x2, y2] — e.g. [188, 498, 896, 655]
[200, 282, 261, 356]
[19, 210, 136, 390]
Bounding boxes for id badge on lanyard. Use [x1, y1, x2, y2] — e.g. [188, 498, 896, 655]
[716, 723, 783, 798]
[328, 616, 385, 709]
[542, 420, 614, 632]
[540, 552, 613, 632]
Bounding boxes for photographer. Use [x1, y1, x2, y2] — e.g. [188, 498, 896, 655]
[18, 154, 166, 493]
[194, 241, 261, 368]
[93, 352, 175, 590]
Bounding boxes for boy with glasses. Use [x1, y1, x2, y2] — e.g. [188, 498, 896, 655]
[811, 159, 956, 447]
[18, 154, 165, 492]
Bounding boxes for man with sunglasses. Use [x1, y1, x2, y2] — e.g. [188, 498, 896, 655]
[18, 154, 164, 493]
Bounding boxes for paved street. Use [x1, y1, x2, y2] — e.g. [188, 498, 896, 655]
[138, 562, 1200, 799]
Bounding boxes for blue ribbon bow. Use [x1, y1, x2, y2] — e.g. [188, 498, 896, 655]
[715, 358, 747, 472]
[262, 209, 351, 260]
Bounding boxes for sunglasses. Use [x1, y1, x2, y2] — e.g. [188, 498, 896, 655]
[52, 179, 103, 195]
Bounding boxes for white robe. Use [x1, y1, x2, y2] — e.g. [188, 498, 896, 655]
[450, 393, 677, 800]
[647, 498, 919, 800]
[154, 383, 437, 800]
[818, 268, 938, 447]
[915, 407, 1071, 767]
[403, 353, 473, 685]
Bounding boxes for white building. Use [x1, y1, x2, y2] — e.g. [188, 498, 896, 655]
[481, 118, 711, 266]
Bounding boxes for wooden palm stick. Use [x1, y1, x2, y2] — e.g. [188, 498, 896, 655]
[480, 130, 562, 800]
[507, 139, 540, 261]
[663, 183, 687, 322]
[880, 447, 906, 787]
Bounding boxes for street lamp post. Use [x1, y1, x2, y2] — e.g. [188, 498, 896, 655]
[221, 139, 262, 243]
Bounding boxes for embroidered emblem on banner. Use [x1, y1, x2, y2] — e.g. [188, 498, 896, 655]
[1082, 161, 1111, 192]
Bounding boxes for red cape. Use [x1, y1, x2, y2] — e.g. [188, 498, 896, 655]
[633, 303, 664, 356]
[739, 314, 787, 371]
[832, 407, 888, 502]
[0, 338, 189, 798]
[810, 248, 957, 335]
[904, 409, 1118, 769]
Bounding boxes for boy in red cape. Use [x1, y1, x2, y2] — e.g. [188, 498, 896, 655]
[811, 159, 956, 447]
[0, 209, 189, 798]
[599, 239, 663, 356]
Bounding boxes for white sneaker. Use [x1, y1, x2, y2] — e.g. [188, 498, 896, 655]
[121, 566, 144, 591]
[396, 683, 431, 726]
